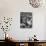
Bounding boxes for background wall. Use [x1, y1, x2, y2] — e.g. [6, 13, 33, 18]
[0, 0, 46, 40]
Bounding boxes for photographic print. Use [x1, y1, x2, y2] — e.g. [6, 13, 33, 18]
[20, 12, 32, 28]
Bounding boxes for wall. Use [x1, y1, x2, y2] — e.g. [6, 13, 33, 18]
[0, 0, 46, 40]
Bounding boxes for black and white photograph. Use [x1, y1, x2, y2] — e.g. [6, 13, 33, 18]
[20, 12, 32, 28]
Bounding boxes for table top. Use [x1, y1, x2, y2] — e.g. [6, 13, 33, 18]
[6, 39, 46, 43]
[5, 38, 46, 43]
[13, 40, 46, 43]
